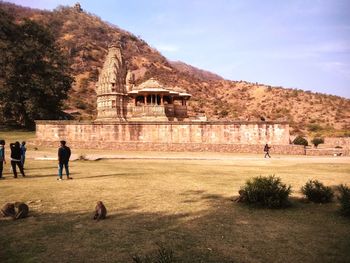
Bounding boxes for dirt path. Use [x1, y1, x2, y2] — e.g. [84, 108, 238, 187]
[29, 150, 350, 164]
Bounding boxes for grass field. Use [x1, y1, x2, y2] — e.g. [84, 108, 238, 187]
[0, 131, 350, 262]
[0, 154, 349, 262]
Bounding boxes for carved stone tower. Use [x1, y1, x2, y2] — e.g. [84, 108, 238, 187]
[96, 43, 128, 121]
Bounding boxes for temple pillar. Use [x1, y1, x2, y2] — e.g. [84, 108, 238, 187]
[161, 95, 164, 105]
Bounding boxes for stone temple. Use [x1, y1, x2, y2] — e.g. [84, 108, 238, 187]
[35, 43, 298, 154]
[96, 44, 191, 122]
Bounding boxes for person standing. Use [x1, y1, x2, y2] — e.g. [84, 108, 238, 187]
[264, 143, 271, 158]
[20, 141, 27, 168]
[58, 140, 72, 180]
[0, 140, 6, 179]
[10, 142, 25, 178]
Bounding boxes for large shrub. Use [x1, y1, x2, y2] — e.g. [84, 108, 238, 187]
[301, 180, 334, 203]
[293, 136, 308, 146]
[237, 175, 292, 208]
[337, 184, 350, 217]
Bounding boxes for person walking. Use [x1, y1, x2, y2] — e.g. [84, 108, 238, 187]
[0, 140, 6, 179]
[58, 140, 72, 180]
[20, 141, 27, 168]
[264, 143, 271, 158]
[10, 141, 25, 178]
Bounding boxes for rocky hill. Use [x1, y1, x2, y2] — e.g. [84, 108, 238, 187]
[1, 1, 349, 137]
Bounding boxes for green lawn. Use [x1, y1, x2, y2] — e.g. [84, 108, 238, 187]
[0, 154, 349, 262]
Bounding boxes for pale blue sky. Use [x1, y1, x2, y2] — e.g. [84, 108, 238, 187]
[8, 0, 350, 98]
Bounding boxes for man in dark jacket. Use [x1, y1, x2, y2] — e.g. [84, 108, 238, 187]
[10, 141, 25, 178]
[264, 143, 271, 158]
[58, 140, 72, 180]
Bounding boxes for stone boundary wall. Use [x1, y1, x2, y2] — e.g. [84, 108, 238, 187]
[35, 120, 290, 145]
[35, 121, 350, 156]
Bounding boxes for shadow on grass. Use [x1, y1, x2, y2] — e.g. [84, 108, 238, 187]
[0, 192, 349, 263]
[27, 173, 81, 179]
[0, 172, 139, 180]
[24, 166, 57, 171]
[77, 173, 145, 180]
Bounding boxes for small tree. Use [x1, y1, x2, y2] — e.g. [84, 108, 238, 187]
[293, 136, 308, 146]
[0, 10, 73, 128]
[311, 137, 324, 148]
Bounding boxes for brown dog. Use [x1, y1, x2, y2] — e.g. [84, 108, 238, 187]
[93, 201, 107, 220]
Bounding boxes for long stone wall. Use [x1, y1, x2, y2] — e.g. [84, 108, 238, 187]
[36, 120, 290, 145]
[34, 120, 306, 154]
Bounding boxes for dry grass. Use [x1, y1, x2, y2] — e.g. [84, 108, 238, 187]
[0, 153, 349, 262]
[0, 130, 36, 144]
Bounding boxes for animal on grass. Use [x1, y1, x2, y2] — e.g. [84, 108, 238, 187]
[14, 202, 29, 219]
[1, 203, 16, 218]
[235, 189, 247, 203]
[93, 201, 107, 221]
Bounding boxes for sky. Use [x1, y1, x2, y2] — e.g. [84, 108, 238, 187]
[7, 0, 350, 98]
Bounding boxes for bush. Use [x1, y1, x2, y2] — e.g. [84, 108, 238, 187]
[337, 184, 350, 217]
[238, 175, 292, 208]
[311, 137, 324, 148]
[307, 123, 323, 132]
[335, 146, 342, 149]
[293, 136, 308, 146]
[74, 99, 87, 110]
[301, 180, 334, 203]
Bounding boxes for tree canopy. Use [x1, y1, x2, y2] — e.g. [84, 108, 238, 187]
[0, 9, 73, 128]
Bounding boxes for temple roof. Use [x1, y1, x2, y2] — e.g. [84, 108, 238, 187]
[128, 88, 170, 94]
[133, 78, 188, 92]
[136, 78, 164, 90]
[128, 78, 191, 97]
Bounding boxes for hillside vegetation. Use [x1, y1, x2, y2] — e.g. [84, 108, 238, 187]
[1, 2, 349, 136]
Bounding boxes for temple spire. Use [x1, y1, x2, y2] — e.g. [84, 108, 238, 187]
[96, 42, 127, 121]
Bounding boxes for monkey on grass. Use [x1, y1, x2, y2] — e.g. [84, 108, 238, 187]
[1, 203, 16, 218]
[93, 201, 107, 221]
[1, 202, 29, 219]
[14, 202, 29, 219]
[234, 190, 247, 203]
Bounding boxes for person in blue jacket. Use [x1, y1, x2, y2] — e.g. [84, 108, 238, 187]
[20, 141, 27, 168]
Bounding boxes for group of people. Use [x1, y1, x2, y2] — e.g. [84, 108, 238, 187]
[0, 140, 26, 179]
[0, 139, 71, 180]
[1, 138, 270, 180]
